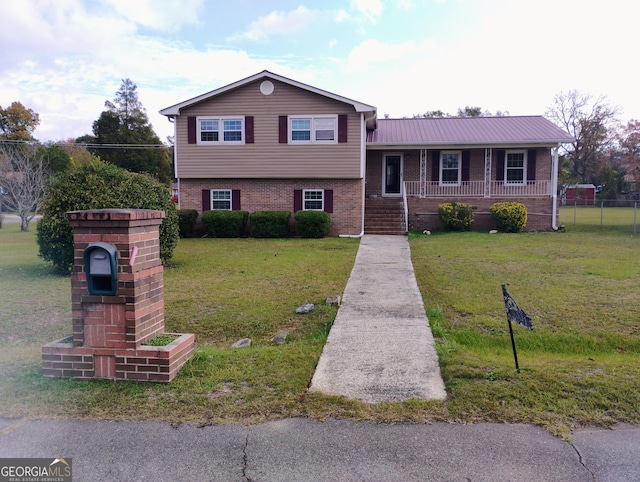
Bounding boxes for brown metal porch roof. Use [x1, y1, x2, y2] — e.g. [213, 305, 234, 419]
[367, 116, 574, 147]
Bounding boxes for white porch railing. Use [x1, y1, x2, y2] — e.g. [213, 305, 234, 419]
[404, 180, 552, 198]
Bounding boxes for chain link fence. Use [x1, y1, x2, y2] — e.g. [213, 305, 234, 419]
[559, 201, 639, 233]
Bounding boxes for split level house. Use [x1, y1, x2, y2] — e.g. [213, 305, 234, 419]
[160, 70, 574, 236]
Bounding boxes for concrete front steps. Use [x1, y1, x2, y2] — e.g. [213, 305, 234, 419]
[364, 197, 406, 235]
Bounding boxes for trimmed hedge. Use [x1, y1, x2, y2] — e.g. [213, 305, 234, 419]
[177, 209, 199, 238]
[437, 202, 476, 231]
[201, 210, 248, 238]
[36, 161, 178, 274]
[295, 210, 331, 238]
[490, 201, 528, 232]
[249, 211, 290, 238]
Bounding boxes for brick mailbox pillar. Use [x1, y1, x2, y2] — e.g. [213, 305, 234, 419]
[42, 209, 195, 382]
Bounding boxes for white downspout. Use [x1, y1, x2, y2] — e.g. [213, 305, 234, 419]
[551, 146, 559, 230]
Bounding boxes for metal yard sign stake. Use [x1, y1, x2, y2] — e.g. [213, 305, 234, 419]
[501, 284, 533, 372]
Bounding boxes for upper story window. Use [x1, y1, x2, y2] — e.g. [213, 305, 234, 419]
[440, 151, 461, 186]
[289, 115, 337, 144]
[505, 150, 526, 184]
[197, 117, 244, 144]
[303, 189, 324, 210]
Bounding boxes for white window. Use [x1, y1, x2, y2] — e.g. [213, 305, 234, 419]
[505, 150, 526, 184]
[197, 117, 244, 144]
[303, 189, 324, 210]
[289, 116, 337, 144]
[211, 190, 232, 210]
[440, 151, 461, 186]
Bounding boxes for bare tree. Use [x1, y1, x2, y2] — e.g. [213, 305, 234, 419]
[546, 90, 619, 184]
[0, 144, 50, 231]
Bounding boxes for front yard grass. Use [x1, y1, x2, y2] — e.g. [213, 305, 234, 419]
[1, 219, 639, 437]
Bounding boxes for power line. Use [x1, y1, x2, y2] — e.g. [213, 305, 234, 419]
[0, 139, 172, 149]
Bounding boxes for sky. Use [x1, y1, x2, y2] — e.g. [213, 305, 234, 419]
[2, 0, 638, 144]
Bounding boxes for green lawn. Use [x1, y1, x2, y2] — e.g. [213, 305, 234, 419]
[1, 219, 639, 437]
[559, 204, 639, 232]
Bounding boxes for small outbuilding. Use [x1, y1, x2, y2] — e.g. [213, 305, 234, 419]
[563, 184, 596, 205]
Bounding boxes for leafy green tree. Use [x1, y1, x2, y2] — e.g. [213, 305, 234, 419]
[84, 79, 172, 184]
[41, 144, 72, 173]
[0, 102, 40, 141]
[37, 161, 178, 274]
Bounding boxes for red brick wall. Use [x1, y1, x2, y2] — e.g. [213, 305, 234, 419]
[43, 209, 195, 382]
[180, 178, 364, 236]
[407, 197, 558, 232]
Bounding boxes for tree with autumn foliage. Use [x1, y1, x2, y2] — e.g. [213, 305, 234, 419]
[617, 119, 640, 189]
[0, 102, 40, 141]
[546, 90, 619, 186]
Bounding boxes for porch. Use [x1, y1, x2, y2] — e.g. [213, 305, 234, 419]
[404, 180, 553, 198]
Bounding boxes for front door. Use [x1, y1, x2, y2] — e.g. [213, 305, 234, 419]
[383, 154, 402, 196]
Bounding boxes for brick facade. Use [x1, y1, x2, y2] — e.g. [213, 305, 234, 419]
[180, 178, 364, 236]
[42, 209, 195, 382]
[366, 148, 557, 232]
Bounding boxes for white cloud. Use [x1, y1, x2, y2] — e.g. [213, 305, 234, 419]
[228, 6, 321, 42]
[102, 0, 204, 31]
[346, 38, 436, 73]
[350, 0, 383, 23]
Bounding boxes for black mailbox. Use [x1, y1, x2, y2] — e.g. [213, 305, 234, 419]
[83, 242, 118, 296]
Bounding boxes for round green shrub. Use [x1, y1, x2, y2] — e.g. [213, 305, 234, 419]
[490, 201, 528, 232]
[294, 210, 331, 238]
[37, 161, 178, 274]
[177, 209, 199, 238]
[437, 202, 476, 231]
[249, 211, 291, 238]
[201, 210, 248, 238]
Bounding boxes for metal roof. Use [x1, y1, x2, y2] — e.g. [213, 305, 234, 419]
[367, 116, 574, 148]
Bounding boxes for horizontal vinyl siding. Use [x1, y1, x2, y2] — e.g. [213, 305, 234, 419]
[177, 80, 362, 179]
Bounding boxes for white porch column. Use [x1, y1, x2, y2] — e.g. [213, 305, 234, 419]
[420, 149, 427, 198]
[484, 148, 492, 198]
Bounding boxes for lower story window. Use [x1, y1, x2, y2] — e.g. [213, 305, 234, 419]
[211, 189, 231, 210]
[506, 151, 526, 184]
[303, 189, 324, 210]
[440, 151, 461, 185]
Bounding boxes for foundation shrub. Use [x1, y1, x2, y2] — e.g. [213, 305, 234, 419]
[36, 161, 178, 274]
[201, 210, 248, 238]
[438, 202, 476, 231]
[249, 211, 291, 238]
[294, 210, 331, 238]
[490, 201, 528, 232]
[177, 209, 199, 238]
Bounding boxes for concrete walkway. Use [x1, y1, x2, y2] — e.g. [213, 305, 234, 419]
[310, 234, 446, 403]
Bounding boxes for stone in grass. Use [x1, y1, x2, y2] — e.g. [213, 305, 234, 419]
[232, 338, 251, 348]
[326, 295, 341, 305]
[296, 303, 315, 314]
[271, 332, 289, 345]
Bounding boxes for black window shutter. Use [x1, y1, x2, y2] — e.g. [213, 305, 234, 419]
[293, 189, 302, 212]
[232, 190, 241, 210]
[496, 149, 505, 181]
[527, 149, 537, 181]
[462, 150, 471, 182]
[188, 117, 197, 144]
[324, 190, 333, 213]
[338, 115, 348, 143]
[245, 116, 254, 144]
[201, 189, 210, 211]
[279, 116, 288, 143]
[431, 150, 440, 182]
